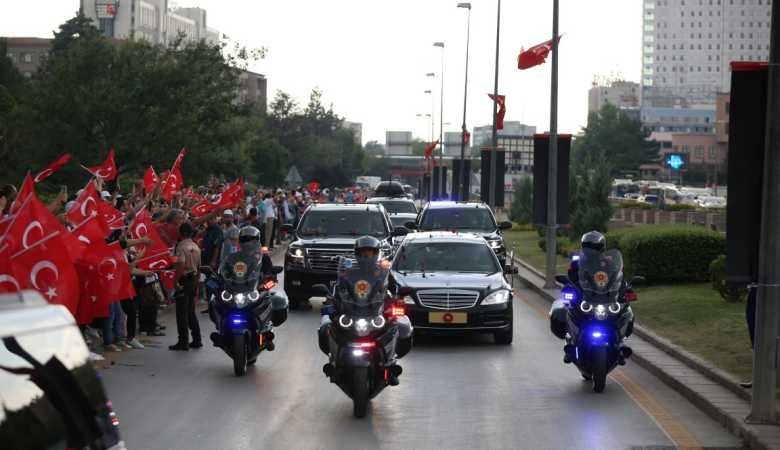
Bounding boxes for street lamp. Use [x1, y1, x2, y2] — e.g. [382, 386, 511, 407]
[456, 2, 472, 201]
[424, 88, 435, 142]
[416, 112, 433, 143]
[433, 41, 445, 197]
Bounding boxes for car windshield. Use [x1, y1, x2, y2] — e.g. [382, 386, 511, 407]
[419, 208, 496, 232]
[298, 210, 388, 238]
[389, 215, 411, 228]
[376, 200, 416, 214]
[393, 242, 499, 273]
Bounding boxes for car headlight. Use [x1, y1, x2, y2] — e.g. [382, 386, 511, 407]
[221, 291, 233, 302]
[288, 247, 304, 258]
[482, 289, 511, 305]
[402, 295, 416, 305]
[234, 293, 248, 308]
[594, 304, 607, 320]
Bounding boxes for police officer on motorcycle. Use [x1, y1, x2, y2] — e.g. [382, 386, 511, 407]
[318, 236, 412, 385]
[220, 226, 273, 275]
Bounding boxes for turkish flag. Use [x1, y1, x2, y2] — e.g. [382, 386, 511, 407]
[518, 36, 562, 70]
[34, 153, 72, 183]
[129, 208, 168, 252]
[9, 173, 34, 215]
[143, 166, 159, 194]
[307, 182, 321, 194]
[84, 148, 117, 181]
[424, 140, 439, 159]
[11, 232, 81, 316]
[98, 199, 125, 230]
[67, 181, 124, 230]
[161, 167, 183, 202]
[182, 187, 204, 203]
[462, 130, 471, 145]
[158, 270, 176, 291]
[190, 178, 243, 217]
[75, 241, 134, 321]
[136, 249, 176, 271]
[2, 192, 84, 262]
[0, 257, 19, 294]
[488, 94, 506, 130]
[71, 213, 110, 247]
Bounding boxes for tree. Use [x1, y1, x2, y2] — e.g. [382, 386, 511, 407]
[50, 12, 101, 56]
[363, 140, 385, 156]
[569, 150, 614, 239]
[510, 176, 533, 224]
[573, 103, 658, 176]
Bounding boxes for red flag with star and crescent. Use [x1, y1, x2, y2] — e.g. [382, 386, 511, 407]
[84, 148, 117, 181]
[161, 148, 186, 202]
[67, 181, 124, 230]
[129, 208, 176, 270]
[75, 241, 134, 322]
[518, 36, 562, 70]
[143, 166, 159, 194]
[11, 232, 81, 316]
[190, 178, 244, 218]
[34, 153, 72, 184]
[488, 94, 506, 130]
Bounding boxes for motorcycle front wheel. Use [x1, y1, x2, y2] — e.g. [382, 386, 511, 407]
[352, 367, 370, 418]
[233, 334, 248, 377]
[591, 347, 607, 393]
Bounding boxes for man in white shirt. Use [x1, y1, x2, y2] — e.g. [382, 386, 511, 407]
[262, 193, 276, 248]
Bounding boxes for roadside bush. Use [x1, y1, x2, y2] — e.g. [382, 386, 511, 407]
[617, 202, 655, 210]
[709, 255, 748, 303]
[511, 223, 535, 232]
[538, 237, 578, 257]
[606, 225, 725, 283]
[666, 203, 697, 211]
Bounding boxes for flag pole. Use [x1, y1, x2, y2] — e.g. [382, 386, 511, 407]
[543, 0, 560, 289]
[489, 0, 502, 210]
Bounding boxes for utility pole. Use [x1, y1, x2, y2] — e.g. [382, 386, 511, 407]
[488, 0, 502, 210]
[543, 0, 560, 289]
[457, 2, 473, 202]
[748, 0, 780, 424]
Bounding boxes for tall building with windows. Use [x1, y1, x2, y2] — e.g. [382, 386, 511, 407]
[642, 0, 771, 108]
[80, 0, 220, 46]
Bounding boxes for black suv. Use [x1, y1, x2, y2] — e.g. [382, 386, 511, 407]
[282, 203, 407, 309]
[390, 232, 517, 344]
[365, 197, 418, 229]
[410, 201, 512, 264]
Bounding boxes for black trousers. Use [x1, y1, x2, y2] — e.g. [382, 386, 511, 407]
[175, 275, 201, 345]
[120, 297, 139, 340]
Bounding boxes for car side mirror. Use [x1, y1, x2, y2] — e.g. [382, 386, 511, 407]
[271, 266, 284, 275]
[199, 266, 214, 276]
[404, 221, 418, 230]
[630, 276, 646, 285]
[504, 265, 518, 275]
[312, 283, 330, 297]
[396, 286, 414, 297]
[555, 275, 569, 285]
[280, 223, 294, 234]
[498, 221, 513, 230]
[392, 226, 409, 237]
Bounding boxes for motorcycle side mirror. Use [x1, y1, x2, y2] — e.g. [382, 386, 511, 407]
[270, 266, 284, 275]
[404, 221, 418, 230]
[392, 226, 409, 237]
[279, 223, 294, 234]
[199, 266, 214, 276]
[312, 284, 330, 297]
[554, 275, 569, 285]
[630, 276, 646, 285]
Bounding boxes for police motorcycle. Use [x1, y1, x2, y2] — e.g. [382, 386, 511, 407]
[314, 237, 413, 418]
[551, 248, 641, 392]
[201, 227, 289, 376]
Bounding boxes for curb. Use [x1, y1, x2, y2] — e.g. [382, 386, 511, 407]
[510, 256, 775, 450]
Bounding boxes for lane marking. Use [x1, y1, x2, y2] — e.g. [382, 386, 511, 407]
[516, 291, 704, 450]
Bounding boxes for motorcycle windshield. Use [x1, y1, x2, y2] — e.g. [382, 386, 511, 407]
[578, 248, 624, 303]
[336, 257, 388, 318]
[221, 254, 261, 293]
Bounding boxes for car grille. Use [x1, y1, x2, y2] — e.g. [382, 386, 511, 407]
[416, 289, 480, 310]
[306, 248, 353, 272]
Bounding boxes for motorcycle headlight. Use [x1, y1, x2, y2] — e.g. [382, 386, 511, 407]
[579, 301, 593, 313]
[482, 289, 510, 305]
[371, 316, 386, 328]
[402, 295, 416, 305]
[234, 293, 248, 308]
[355, 318, 369, 336]
[220, 291, 233, 302]
[608, 303, 621, 314]
[594, 304, 608, 320]
[338, 314, 354, 328]
[248, 290, 260, 302]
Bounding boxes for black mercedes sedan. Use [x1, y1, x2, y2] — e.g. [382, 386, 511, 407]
[390, 232, 516, 344]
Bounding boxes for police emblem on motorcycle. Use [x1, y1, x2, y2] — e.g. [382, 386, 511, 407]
[233, 261, 248, 278]
[355, 280, 370, 299]
[594, 271, 609, 288]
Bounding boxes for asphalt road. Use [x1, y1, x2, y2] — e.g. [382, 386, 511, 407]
[100, 252, 744, 450]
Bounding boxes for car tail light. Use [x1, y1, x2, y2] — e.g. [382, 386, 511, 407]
[625, 291, 638, 302]
[261, 280, 277, 291]
[389, 305, 405, 317]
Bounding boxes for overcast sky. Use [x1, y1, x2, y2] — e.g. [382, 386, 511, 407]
[1, 0, 642, 144]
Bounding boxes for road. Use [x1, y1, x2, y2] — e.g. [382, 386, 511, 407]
[100, 252, 744, 450]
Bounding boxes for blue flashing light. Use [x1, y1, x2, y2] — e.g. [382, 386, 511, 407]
[229, 315, 248, 326]
[591, 331, 603, 338]
[563, 292, 576, 301]
[666, 154, 685, 170]
[571, 254, 580, 262]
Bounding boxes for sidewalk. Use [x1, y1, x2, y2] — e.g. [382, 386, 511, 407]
[512, 258, 780, 450]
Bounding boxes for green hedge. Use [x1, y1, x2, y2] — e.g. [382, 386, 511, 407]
[606, 225, 725, 283]
[538, 237, 578, 258]
[616, 201, 655, 210]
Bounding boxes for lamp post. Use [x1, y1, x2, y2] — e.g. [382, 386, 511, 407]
[456, 2, 472, 201]
[424, 87, 435, 142]
[488, 0, 502, 210]
[433, 42, 445, 197]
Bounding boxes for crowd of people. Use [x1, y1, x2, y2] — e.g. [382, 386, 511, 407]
[0, 153, 376, 361]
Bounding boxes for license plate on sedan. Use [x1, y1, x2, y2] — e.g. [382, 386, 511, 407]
[429, 312, 468, 324]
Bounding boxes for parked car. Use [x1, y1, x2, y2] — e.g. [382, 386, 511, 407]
[390, 232, 517, 344]
[282, 203, 407, 308]
[0, 291, 125, 450]
[409, 201, 512, 264]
